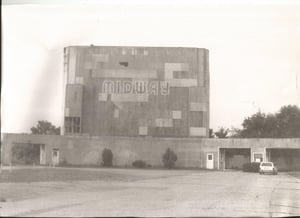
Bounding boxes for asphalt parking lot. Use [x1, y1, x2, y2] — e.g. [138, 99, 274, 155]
[0, 167, 299, 217]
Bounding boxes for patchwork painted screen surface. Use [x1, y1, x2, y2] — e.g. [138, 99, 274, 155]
[64, 46, 209, 137]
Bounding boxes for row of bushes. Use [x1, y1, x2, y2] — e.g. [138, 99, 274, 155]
[101, 147, 178, 169]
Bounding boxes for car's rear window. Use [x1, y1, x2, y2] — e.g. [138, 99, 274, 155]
[262, 163, 272, 166]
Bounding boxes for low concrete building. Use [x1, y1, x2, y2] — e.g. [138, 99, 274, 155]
[1, 133, 300, 170]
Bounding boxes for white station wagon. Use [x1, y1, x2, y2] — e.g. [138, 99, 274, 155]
[259, 162, 278, 175]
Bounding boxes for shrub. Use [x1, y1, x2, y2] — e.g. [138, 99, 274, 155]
[61, 158, 69, 166]
[132, 160, 147, 168]
[102, 148, 113, 167]
[162, 148, 178, 169]
[242, 162, 260, 172]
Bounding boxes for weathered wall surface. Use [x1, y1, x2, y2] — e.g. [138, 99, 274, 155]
[64, 46, 210, 138]
[1, 134, 300, 169]
[1, 134, 218, 168]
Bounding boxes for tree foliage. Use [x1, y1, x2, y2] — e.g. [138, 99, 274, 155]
[276, 105, 300, 137]
[102, 148, 113, 167]
[238, 105, 300, 138]
[30, 120, 60, 135]
[228, 127, 242, 138]
[215, 127, 229, 138]
[209, 129, 215, 138]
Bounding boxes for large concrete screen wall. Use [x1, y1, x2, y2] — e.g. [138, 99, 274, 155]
[63, 46, 210, 138]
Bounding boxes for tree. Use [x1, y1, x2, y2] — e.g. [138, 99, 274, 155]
[102, 148, 113, 167]
[235, 105, 300, 138]
[30, 120, 60, 135]
[162, 148, 177, 169]
[228, 127, 242, 138]
[276, 105, 300, 137]
[209, 129, 215, 138]
[240, 111, 268, 138]
[214, 127, 229, 138]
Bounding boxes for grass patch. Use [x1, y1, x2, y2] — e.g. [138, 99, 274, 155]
[0, 168, 141, 183]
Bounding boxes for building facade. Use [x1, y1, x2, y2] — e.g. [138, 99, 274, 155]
[63, 46, 209, 137]
[2, 134, 300, 171]
[2, 46, 300, 171]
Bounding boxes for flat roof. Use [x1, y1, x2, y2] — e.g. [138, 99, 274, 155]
[64, 45, 209, 50]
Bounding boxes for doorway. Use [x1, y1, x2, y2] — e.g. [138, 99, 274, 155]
[52, 149, 59, 166]
[219, 148, 251, 170]
[206, 153, 214, 169]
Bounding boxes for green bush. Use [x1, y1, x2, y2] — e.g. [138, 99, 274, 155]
[162, 148, 178, 169]
[132, 160, 147, 168]
[102, 148, 113, 167]
[242, 162, 260, 172]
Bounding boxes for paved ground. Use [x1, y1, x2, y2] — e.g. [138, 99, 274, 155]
[0, 167, 299, 217]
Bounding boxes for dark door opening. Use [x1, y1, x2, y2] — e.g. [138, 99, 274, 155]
[12, 143, 43, 165]
[266, 148, 300, 171]
[220, 148, 251, 170]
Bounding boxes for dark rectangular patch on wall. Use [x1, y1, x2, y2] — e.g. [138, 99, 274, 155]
[173, 71, 189, 79]
[189, 111, 204, 127]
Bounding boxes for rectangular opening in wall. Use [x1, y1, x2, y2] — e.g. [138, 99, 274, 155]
[220, 148, 251, 170]
[11, 143, 40, 165]
[119, 62, 128, 67]
[267, 148, 300, 171]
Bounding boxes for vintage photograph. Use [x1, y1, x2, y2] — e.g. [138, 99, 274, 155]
[1, 0, 300, 217]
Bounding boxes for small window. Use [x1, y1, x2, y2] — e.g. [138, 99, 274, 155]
[53, 150, 58, 156]
[119, 62, 128, 67]
[208, 154, 213, 160]
[74, 126, 80, 133]
[64, 116, 80, 134]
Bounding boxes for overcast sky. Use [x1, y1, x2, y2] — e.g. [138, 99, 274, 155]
[2, 0, 300, 133]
